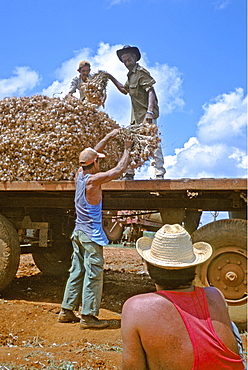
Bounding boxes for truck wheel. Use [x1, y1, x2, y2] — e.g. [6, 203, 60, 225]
[191, 219, 247, 330]
[102, 211, 123, 243]
[0, 214, 21, 291]
[32, 235, 73, 276]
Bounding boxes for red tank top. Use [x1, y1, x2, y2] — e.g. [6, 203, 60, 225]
[157, 287, 244, 370]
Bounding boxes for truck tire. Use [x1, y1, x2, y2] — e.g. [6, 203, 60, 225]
[191, 219, 247, 330]
[102, 211, 123, 243]
[0, 214, 21, 291]
[32, 238, 72, 276]
[32, 215, 73, 276]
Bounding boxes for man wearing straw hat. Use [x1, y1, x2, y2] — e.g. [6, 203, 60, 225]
[121, 224, 245, 369]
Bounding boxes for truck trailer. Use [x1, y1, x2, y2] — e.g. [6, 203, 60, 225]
[0, 178, 247, 326]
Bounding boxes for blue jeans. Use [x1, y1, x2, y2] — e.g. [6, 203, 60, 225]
[61, 230, 104, 316]
[231, 321, 247, 369]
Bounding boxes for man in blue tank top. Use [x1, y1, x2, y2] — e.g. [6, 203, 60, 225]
[59, 129, 132, 329]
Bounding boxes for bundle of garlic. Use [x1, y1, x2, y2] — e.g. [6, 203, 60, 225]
[81, 71, 109, 106]
[0, 94, 161, 181]
[115, 122, 161, 169]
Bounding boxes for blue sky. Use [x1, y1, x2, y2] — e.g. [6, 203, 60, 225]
[0, 0, 247, 185]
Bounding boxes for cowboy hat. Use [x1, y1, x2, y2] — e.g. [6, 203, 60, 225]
[136, 224, 212, 269]
[117, 45, 141, 62]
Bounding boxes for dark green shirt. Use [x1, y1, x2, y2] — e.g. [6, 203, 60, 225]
[124, 64, 159, 124]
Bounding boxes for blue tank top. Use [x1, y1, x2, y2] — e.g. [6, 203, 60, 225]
[74, 173, 109, 246]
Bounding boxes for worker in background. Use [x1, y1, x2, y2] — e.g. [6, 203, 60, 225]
[68, 61, 91, 100]
[59, 129, 133, 329]
[68, 61, 106, 107]
[121, 224, 246, 369]
[107, 45, 166, 180]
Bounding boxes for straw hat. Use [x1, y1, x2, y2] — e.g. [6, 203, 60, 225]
[136, 224, 212, 269]
[79, 148, 105, 166]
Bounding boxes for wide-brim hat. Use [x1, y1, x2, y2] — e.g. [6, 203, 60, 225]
[79, 147, 105, 166]
[117, 45, 141, 62]
[136, 224, 212, 269]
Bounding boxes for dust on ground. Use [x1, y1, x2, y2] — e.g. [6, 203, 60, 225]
[0, 247, 247, 370]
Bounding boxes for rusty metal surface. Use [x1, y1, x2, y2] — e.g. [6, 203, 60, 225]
[0, 179, 246, 212]
[0, 178, 246, 191]
[0, 181, 76, 191]
[102, 178, 247, 191]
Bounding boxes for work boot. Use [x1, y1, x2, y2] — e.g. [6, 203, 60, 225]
[155, 174, 164, 180]
[80, 315, 108, 329]
[123, 173, 134, 180]
[58, 308, 80, 323]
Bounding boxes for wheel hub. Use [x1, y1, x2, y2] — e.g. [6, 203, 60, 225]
[207, 251, 247, 301]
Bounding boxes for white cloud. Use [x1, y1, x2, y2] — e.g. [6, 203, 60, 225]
[229, 149, 248, 170]
[0, 66, 40, 100]
[150, 63, 185, 114]
[197, 88, 247, 149]
[157, 89, 247, 180]
[137, 138, 247, 180]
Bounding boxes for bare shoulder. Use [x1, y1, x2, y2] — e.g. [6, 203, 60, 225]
[204, 287, 232, 324]
[122, 293, 165, 330]
[122, 292, 171, 318]
[123, 293, 157, 311]
[121, 292, 192, 344]
[86, 171, 109, 186]
[204, 286, 226, 305]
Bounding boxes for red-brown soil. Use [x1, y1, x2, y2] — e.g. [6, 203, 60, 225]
[0, 247, 154, 369]
[0, 247, 247, 369]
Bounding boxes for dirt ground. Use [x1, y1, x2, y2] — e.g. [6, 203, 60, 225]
[0, 246, 155, 369]
[0, 246, 247, 370]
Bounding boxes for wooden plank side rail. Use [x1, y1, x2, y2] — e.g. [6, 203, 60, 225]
[0, 178, 246, 191]
[0, 179, 246, 212]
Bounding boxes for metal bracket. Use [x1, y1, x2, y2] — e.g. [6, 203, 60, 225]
[231, 193, 243, 209]
[15, 215, 49, 247]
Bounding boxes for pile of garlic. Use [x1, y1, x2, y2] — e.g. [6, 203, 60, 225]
[0, 95, 160, 181]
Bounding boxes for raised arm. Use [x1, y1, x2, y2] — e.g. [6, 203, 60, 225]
[106, 73, 128, 95]
[94, 129, 120, 153]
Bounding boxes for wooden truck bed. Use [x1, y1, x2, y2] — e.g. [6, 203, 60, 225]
[0, 178, 246, 212]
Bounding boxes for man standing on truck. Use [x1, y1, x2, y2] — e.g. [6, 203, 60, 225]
[67, 60, 91, 101]
[59, 129, 132, 329]
[67, 60, 106, 107]
[107, 45, 166, 180]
